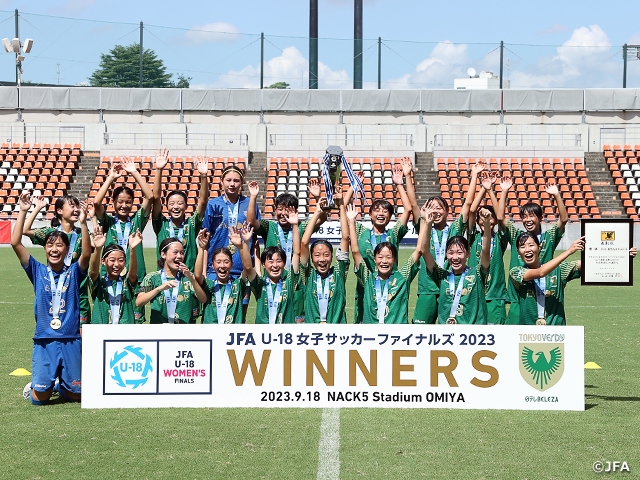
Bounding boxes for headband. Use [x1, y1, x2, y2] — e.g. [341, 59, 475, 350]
[161, 240, 182, 253]
[221, 165, 244, 180]
[102, 244, 125, 260]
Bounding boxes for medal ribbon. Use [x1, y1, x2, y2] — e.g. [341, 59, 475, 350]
[320, 162, 335, 206]
[432, 225, 450, 267]
[106, 277, 123, 324]
[448, 267, 468, 320]
[168, 220, 185, 242]
[277, 225, 293, 270]
[316, 273, 331, 322]
[370, 229, 387, 249]
[214, 282, 232, 324]
[47, 266, 68, 321]
[161, 270, 180, 324]
[227, 198, 239, 228]
[116, 218, 131, 249]
[534, 275, 546, 320]
[59, 226, 78, 266]
[266, 278, 283, 324]
[374, 276, 389, 324]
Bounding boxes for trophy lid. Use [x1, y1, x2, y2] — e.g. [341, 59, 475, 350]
[326, 145, 343, 156]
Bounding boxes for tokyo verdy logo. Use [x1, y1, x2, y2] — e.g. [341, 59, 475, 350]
[519, 343, 564, 392]
[110, 345, 153, 389]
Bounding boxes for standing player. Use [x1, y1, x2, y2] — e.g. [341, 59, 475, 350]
[343, 157, 419, 323]
[195, 229, 248, 324]
[201, 165, 259, 316]
[22, 194, 92, 324]
[12, 192, 91, 405]
[88, 227, 143, 325]
[346, 202, 428, 324]
[151, 150, 209, 271]
[93, 157, 153, 322]
[413, 161, 485, 324]
[467, 172, 509, 324]
[299, 192, 350, 324]
[423, 207, 493, 325]
[238, 209, 301, 324]
[136, 238, 207, 324]
[498, 176, 568, 324]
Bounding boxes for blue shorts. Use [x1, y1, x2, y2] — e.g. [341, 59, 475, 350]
[32, 339, 82, 394]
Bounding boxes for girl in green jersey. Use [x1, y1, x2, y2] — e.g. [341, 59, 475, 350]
[136, 237, 207, 324]
[88, 227, 142, 324]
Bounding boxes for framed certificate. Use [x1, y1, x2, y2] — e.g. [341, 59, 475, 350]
[581, 219, 633, 286]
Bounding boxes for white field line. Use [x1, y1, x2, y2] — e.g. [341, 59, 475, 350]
[317, 407, 340, 480]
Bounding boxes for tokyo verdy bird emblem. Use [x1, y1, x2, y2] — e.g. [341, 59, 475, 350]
[519, 343, 564, 392]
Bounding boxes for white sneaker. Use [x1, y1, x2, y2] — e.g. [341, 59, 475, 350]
[22, 382, 32, 400]
[51, 378, 60, 399]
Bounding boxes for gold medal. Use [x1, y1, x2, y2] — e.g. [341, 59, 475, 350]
[545, 290, 551, 297]
[50, 317, 62, 330]
[536, 318, 547, 326]
[228, 244, 237, 254]
[446, 317, 457, 325]
[120, 266, 127, 278]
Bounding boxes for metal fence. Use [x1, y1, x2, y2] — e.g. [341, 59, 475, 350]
[0, 125, 85, 146]
[601, 128, 640, 148]
[269, 133, 414, 147]
[104, 132, 248, 146]
[433, 133, 582, 148]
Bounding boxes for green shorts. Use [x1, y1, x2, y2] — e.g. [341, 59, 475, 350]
[505, 302, 520, 325]
[412, 294, 438, 324]
[486, 299, 507, 325]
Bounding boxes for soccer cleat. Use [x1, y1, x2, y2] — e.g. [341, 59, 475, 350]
[51, 378, 60, 399]
[22, 382, 32, 400]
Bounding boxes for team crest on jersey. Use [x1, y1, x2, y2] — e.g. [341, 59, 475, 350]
[548, 276, 558, 287]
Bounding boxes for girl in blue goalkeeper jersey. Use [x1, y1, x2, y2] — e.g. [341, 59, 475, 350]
[12, 191, 91, 405]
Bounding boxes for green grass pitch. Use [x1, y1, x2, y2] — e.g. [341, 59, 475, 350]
[0, 247, 638, 479]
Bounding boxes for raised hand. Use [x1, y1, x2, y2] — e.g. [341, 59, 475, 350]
[287, 207, 299, 226]
[121, 156, 138, 174]
[248, 181, 260, 197]
[33, 195, 48, 209]
[333, 185, 343, 207]
[317, 198, 328, 212]
[196, 156, 208, 175]
[93, 226, 106, 249]
[78, 201, 88, 224]
[86, 200, 95, 220]
[177, 262, 195, 280]
[109, 162, 123, 179]
[392, 164, 403, 185]
[479, 207, 492, 224]
[346, 203, 358, 222]
[481, 171, 495, 190]
[128, 229, 143, 249]
[241, 223, 254, 244]
[155, 148, 170, 170]
[545, 180, 559, 196]
[421, 202, 434, 224]
[196, 228, 210, 249]
[471, 161, 487, 175]
[308, 178, 321, 199]
[401, 157, 413, 175]
[500, 176, 513, 191]
[228, 226, 242, 248]
[18, 191, 32, 211]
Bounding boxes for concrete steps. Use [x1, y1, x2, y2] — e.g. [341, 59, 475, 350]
[584, 152, 625, 217]
[67, 152, 101, 201]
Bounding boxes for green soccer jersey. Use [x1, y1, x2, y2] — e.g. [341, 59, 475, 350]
[509, 261, 580, 326]
[33, 226, 91, 322]
[89, 276, 138, 324]
[251, 269, 299, 324]
[98, 208, 150, 282]
[300, 252, 349, 324]
[353, 221, 408, 324]
[430, 263, 489, 324]
[504, 221, 564, 303]
[415, 215, 467, 295]
[153, 213, 202, 271]
[355, 255, 420, 324]
[201, 277, 246, 324]
[139, 270, 201, 324]
[468, 228, 509, 301]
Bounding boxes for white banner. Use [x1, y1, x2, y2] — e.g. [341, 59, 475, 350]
[309, 221, 418, 242]
[81, 325, 584, 411]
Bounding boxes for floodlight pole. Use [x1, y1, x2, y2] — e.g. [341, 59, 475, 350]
[14, 9, 19, 86]
[353, 0, 363, 89]
[377, 37, 381, 89]
[139, 22, 143, 88]
[622, 43, 627, 89]
[309, 0, 318, 89]
[499, 40, 504, 89]
[260, 32, 264, 89]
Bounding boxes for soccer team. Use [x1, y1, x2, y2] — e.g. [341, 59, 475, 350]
[11, 151, 632, 404]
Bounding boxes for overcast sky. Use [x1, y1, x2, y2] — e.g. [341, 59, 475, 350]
[0, 0, 638, 88]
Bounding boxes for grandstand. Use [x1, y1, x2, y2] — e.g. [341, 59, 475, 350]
[1, 86, 639, 232]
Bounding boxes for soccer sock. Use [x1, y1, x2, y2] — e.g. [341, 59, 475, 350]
[30, 390, 49, 406]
